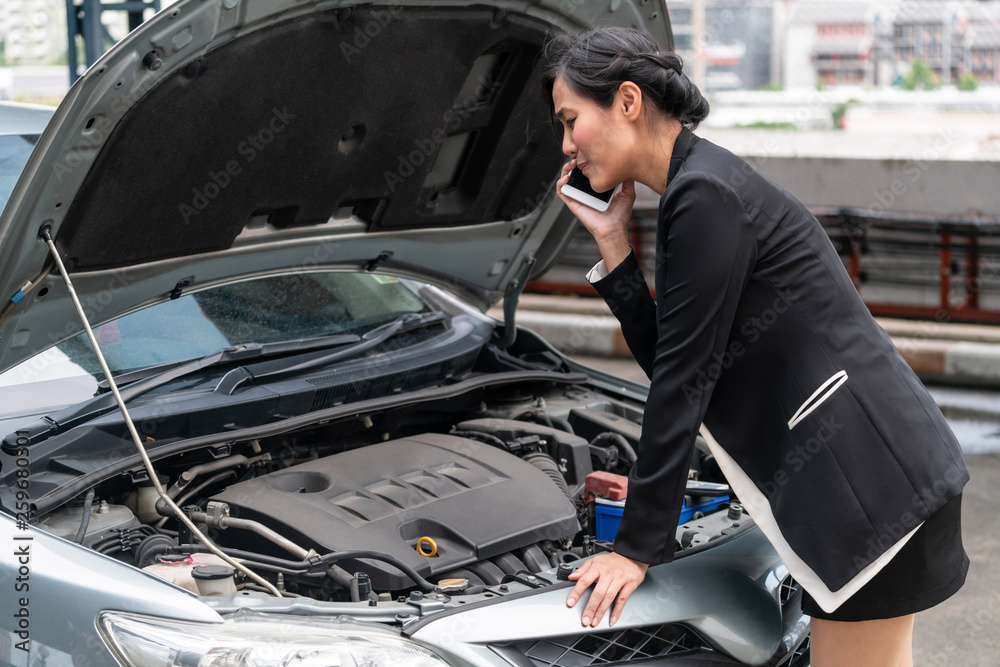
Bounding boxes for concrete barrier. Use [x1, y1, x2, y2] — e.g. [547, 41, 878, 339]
[491, 294, 1000, 388]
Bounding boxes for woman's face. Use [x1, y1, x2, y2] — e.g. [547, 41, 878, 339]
[551, 76, 632, 193]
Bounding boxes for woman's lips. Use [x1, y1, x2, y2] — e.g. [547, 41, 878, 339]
[579, 162, 589, 174]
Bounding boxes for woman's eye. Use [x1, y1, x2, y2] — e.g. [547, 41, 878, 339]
[566, 118, 576, 128]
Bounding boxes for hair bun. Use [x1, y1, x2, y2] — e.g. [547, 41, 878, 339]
[541, 27, 709, 129]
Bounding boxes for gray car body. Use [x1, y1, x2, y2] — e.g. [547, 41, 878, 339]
[0, 323, 808, 666]
[1, 504, 793, 665]
[0, 1, 808, 665]
[0, 102, 53, 135]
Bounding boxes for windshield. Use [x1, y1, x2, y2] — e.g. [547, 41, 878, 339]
[0, 271, 427, 402]
[0, 134, 40, 213]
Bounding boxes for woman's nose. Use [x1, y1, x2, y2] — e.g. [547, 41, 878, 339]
[561, 131, 576, 157]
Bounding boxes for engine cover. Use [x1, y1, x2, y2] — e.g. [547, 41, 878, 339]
[211, 434, 578, 589]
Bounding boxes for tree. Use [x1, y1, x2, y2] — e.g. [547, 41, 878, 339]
[899, 59, 939, 90]
[957, 70, 979, 92]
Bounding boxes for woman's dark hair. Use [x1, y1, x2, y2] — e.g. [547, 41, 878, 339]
[540, 26, 709, 129]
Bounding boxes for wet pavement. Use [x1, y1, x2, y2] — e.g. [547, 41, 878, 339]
[928, 385, 1000, 456]
[570, 354, 1000, 665]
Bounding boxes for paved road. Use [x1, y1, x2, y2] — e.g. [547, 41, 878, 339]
[571, 355, 1000, 666]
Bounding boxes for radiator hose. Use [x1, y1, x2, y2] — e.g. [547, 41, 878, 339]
[522, 451, 574, 504]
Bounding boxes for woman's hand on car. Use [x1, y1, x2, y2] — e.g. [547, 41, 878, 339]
[566, 551, 649, 627]
[556, 158, 636, 272]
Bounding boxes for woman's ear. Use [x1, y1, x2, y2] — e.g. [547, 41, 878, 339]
[616, 81, 644, 122]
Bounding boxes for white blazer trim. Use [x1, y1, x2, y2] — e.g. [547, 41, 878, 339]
[698, 423, 922, 613]
[787, 369, 849, 430]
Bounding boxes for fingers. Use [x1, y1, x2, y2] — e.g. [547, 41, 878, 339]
[565, 554, 648, 628]
[609, 580, 639, 626]
[582, 575, 621, 628]
[608, 180, 636, 217]
[557, 158, 577, 189]
[565, 559, 595, 608]
[555, 158, 586, 215]
[618, 179, 637, 203]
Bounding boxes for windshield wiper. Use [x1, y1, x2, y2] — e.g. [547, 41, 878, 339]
[5, 333, 361, 449]
[95, 332, 364, 393]
[213, 311, 448, 395]
[3, 313, 449, 451]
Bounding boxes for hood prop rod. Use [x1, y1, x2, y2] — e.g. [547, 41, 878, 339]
[494, 255, 536, 350]
[38, 225, 282, 597]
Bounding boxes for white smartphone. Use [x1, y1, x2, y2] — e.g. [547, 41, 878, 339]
[561, 167, 622, 212]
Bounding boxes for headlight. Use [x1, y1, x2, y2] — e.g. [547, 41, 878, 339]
[98, 610, 450, 666]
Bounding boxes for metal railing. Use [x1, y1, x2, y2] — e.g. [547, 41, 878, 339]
[528, 206, 1000, 324]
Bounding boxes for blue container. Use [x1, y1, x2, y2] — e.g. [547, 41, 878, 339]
[593, 495, 731, 543]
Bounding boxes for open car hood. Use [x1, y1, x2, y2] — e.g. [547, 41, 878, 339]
[0, 0, 670, 373]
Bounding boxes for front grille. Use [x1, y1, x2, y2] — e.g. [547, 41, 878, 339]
[788, 635, 810, 666]
[779, 575, 800, 606]
[500, 623, 705, 666]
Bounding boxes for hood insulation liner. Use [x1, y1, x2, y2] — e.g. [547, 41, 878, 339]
[57, 5, 565, 271]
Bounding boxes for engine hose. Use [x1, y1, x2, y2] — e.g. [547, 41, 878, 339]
[547, 415, 575, 434]
[146, 544, 437, 592]
[350, 577, 360, 602]
[74, 490, 96, 544]
[310, 550, 436, 592]
[516, 411, 575, 435]
[325, 564, 360, 602]
[156, 470, 238, 528]
[522, 451, 574, 504]
[94, 530, 147, 554]
[590, 432, 638, 465]
[138, 542, 330, 579]
[155, 460, 247, 517]
[449, 429, 509, 451]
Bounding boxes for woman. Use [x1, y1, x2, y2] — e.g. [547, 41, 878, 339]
[542, 27, 969, 666]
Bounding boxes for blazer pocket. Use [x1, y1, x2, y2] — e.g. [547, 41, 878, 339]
[787, 370, 849, 430]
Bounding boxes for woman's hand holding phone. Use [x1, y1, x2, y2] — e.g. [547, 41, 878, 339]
[556, 158, 635, 273]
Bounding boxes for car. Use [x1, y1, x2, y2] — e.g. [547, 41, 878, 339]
[0, 1, 810, 665]
[0, 102, 52, 217]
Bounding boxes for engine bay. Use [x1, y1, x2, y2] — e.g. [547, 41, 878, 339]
[23, 377, 749, 603]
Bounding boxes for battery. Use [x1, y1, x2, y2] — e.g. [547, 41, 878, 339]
[593, 494, 731, 543]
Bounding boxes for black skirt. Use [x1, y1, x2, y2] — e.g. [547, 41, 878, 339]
[800, 492, 969, 622]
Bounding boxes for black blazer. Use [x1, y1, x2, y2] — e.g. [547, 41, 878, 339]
[591, 127, 969, 611]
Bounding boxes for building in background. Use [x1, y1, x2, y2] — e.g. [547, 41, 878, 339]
[0, 0, 66, 65]
[888, 1, 1000, 85]
[785, 3, 876, 86]
[1, 0, 999, 95]
[669, 0, 1000, 90]
[668, 0, 777, 90]
[783, 0, 1000, 87]
[967, 24, 1000, 81]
